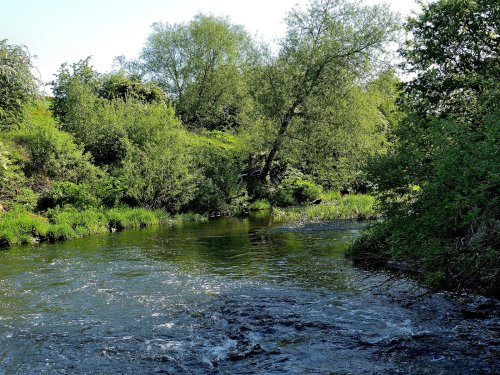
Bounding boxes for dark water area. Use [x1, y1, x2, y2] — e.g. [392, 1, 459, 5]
[0, 216, 498, 374]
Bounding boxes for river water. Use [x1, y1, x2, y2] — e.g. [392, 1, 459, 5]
[0, 216, 498, 374]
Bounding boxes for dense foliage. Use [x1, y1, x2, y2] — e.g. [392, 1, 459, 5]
[0, 40, 38, 129]
[351, 0, 499, 296]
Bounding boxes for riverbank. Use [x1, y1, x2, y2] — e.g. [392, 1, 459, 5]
[0, 207, 207, 248]
[271, 193, 377, 223]
[0, 193, 377, 249]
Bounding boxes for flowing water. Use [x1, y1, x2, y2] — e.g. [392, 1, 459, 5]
[0, 216, 498, 374]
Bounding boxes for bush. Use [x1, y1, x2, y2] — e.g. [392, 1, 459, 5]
[122, 137, 196, 212]
[48, 207, 108, 236]
[47, 223, 76, 241]
[272, 194, 377, 223]
[319, 191, 341, 202]
[171, 212, 208, 224]
[0, 40, 38, 129]
[8, 102, 102, 183]
[188, 131, 248, 215]
[106, 207, 165, 230]
[93, 176, 126, 208]
[13, 187, 39, 211]
[0, 139, 27, 206]
[270, 169, 322, 207]
[37, 181, 98, 211]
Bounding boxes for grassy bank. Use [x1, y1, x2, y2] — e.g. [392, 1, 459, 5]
[0, 207, 207, 248]
[0, 192, 375, 249]
[272, 193, 377, 223]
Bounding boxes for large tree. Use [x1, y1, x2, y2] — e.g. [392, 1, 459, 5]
[137, 14, 258, 130]
[253, 0, 399, 181]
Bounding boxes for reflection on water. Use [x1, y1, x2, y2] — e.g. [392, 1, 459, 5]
[0, 216, 498, 374]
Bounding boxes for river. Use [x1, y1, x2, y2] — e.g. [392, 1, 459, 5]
[0, 216, 498, 374]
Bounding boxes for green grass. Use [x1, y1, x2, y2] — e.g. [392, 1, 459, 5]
[272, 193, 377, 223]
[248, 199, 271, 211]
[319, 190, 342, 202]
[0, 209, 50, 246]
[0, 206, 205, 248]
[106, 207, 166, 230]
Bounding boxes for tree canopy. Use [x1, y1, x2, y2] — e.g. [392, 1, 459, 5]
[253, 0, 399, 181]
[137, 14, 258, 130]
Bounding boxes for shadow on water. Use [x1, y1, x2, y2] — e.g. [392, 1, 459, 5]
[0, 215, 498, 374]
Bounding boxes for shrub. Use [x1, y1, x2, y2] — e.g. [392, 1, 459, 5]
[270, 169, 322, 207]
[13, 187, 39, 211]
[48, 207, 108, 236]
[188, 132, 248, 215]
[0, 40, 38, 129]
[105, 207, 164, 230]
[319, 191, 341, 202]
[46, 223, 75, 241]
[272, 194, 377, 223]
[122, 139, 196, 212]
[0, 139, 27, 205]
[37, 181, 98, 211]
[8, 103, 102, 183]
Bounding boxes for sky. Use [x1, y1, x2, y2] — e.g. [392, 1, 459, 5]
[1, 0, 418, 88]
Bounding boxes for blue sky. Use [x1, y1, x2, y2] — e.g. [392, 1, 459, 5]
[1, 0, 417, 87]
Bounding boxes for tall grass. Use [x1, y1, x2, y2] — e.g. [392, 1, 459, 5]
[272, 193, 377, 223]
[248, 199, 271, 211]
[0, 206, 204, 248]
[0, 209, 50, 246]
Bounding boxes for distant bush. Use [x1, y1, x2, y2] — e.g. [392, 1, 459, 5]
[270, 169, 322, 207]
[319, 191, 341, 202]
[0, 209, 49, 246]
[13, 187, 39, 211]
[106, 207, 166, 230]
[0, 40, 38, 129]
[122, 135, 196, 213]
[48, 207, 108, 236]
[0, 139, 27, 206]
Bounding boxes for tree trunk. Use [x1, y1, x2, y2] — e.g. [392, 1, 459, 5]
[259, 116, 291, 182]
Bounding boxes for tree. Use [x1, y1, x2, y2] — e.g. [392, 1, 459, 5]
[121, 126, 196, 212]
[401, 0, 499, 121]
[253, 0, 399, 182]
[50, 58, 98, 124]
[51, 58, 166, 124]
[281, 69, 402, 192]
[0, 40, 38, 129]
[137, 14, 258, 130]
[98, 72, 166, 103]
[353, 0, 499, 295]
[50, 59, 172, 167]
